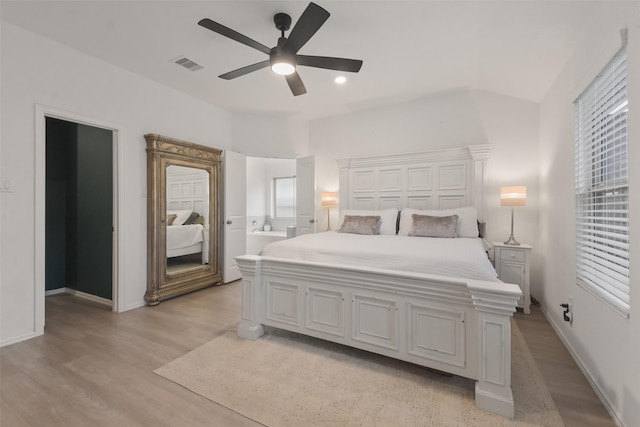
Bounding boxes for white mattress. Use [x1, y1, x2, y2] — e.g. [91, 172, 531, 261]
[166, 224, 204, 251]
[260, 231, 499, 282]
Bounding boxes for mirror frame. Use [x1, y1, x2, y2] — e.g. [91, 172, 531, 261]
[144, 133, 222, 306]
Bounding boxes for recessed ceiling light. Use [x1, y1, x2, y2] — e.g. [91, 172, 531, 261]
[334, 76, 347, 84]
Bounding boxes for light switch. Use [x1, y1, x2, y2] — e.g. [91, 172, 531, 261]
[0, 179, 13, 193]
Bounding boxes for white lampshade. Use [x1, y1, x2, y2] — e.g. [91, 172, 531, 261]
[321, 192, 338, 208]
[500, 186, 527, 207]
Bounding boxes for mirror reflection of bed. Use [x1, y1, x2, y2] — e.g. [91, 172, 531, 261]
[166, 165, 209, 275]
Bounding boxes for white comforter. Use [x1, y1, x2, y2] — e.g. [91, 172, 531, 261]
[261, 232, 499, 282]
[166, 224, 203, 250]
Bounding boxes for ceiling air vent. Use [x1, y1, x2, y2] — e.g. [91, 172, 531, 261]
[173, 56, 203, 72]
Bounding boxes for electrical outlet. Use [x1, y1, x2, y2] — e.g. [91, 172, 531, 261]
[568, 296, 574, 325]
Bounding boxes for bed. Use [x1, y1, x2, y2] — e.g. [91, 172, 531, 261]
[167, 223, 204, 256]
[166, 209, 207, 264]
[235, 145, 522, 418]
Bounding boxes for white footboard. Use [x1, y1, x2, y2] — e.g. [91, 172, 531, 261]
[236, 254, 522, 418]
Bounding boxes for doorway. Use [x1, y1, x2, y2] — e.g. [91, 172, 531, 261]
[34, 105, 124, 335]
[45, 117, 113, 302]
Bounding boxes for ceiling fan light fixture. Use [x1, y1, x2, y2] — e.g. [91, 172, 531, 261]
[271, 61, 296, 75]
[270, 46, 296, 75]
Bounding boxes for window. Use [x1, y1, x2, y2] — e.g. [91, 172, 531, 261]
[574, 46, 629, 316]
[274, 176, 296, 218]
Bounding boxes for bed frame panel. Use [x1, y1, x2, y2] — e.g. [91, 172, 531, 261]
[236, 145, 522, 418]
[167, 241, 202, 258]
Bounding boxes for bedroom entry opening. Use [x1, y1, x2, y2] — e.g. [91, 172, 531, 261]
[44, 117, 115, 308]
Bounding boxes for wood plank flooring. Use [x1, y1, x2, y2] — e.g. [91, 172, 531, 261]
[513, 304, 616, 427]
[1, 281, 615, 426]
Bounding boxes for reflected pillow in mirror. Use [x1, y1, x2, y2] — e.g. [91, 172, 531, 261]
[409, 214, 458, 238]
[168, 209, 192, 226]
[167, 214, 178, 225]
[183, 211, 200, 225]
[338, 215, 381, 235]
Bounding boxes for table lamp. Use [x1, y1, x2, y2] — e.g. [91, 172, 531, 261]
[321, 192, 338, 231]
[500, 186, 526, 245]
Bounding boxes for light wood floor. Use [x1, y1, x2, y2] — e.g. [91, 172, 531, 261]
[1, 281, 615, 426]
[513, 303, 616, 427]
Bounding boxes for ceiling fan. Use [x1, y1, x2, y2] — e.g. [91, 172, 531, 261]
[198, 2, 363, 96]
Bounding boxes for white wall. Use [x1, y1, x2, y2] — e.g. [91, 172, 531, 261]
[232, 113, 309, 158]
[309, 89, 541, 282]
[0, 23, 232, 345]
[246, 157, 268, 218]
[539, 26, 640, 426]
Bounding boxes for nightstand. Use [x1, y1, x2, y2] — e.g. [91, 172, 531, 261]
[493, 242, 532, 314]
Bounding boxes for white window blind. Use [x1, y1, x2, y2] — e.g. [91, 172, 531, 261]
[574, 46, 629, 316]
[274, 176, 296, 218]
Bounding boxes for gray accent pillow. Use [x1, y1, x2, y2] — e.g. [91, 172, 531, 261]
[167, 213, 177, 225]
[338, 215, 381, 235]
[184, 211, 201, 225]
[408, 214, 459, 238]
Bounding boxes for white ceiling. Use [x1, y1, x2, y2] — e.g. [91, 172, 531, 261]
[2, 1, 639, 120]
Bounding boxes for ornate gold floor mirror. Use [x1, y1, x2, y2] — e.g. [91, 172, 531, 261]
[145, 133, 222, 306]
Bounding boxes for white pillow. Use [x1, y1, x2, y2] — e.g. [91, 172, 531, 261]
[398, 207, 478, 238]
[167, 209, 192, 226]
[337, 209, 398, 235]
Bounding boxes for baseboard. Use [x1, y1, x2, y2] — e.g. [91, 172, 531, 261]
[539, 304, 624, 427]
[125, 301, 146, 311]
[0, 331, 40, 348]
[46, 287, 112, 308]
[44, 288, 146, 312]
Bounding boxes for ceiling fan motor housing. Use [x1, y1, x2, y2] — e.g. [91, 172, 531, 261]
[274, 13, 292, 32]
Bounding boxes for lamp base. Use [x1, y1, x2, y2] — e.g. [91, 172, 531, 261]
[503, 234, 521, 246]
[504, 207, 520, 245]
[326, 208, 331, 232]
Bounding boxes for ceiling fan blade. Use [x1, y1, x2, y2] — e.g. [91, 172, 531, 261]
[284, 2, 330, 54]
[285, 72, 307, 96]
[219, 60, 270, 80]
[198, 18, 271, 55]
[296, 55, 363, 73]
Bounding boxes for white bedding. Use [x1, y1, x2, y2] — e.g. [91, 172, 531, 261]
[260, 232, 499, 282]
[167, 224, 204, 251]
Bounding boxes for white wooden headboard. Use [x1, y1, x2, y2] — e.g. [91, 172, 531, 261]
[336, 145, 491, 223]
[166, 166, 209, 222]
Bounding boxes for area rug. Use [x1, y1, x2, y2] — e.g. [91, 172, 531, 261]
[154, 321, 563, 426]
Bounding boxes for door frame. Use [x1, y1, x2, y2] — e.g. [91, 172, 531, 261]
[222, 150, 246, 283]
[34, 104, 125, 333]
[295, 155, 316, 236]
